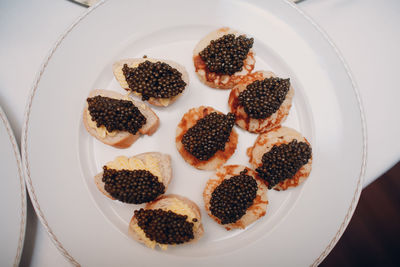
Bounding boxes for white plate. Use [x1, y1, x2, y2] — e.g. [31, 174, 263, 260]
[22, 0, 366, 266]
[0, 106, 26, 267]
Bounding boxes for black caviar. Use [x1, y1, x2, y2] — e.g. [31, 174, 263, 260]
[122, 61, 186, 101]
[210, 169, 258, 224]
[102, 167, 165, 204]
[182, 112, 235, 161]
[135, 209, 195, 244]
[238, 77, 290, 119]
[256, 140, 312, 189]
[87, 95, 146, 135]
[199, 34, 254, 75]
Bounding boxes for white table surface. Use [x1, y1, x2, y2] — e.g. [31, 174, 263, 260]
[0, 0, 398, 266]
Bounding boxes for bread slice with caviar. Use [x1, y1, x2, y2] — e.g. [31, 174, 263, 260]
[193, 27, 256, 89]
[113, 58, 189, 107]
[83, 89, 159, 148]
[203, 165, 268, 230]
[94, 152, 172, 203]
[247, 126, 312, 191]
[175, 106, 238, 170]
[129, 194, 204, 250]
[228, 71, 294, 133]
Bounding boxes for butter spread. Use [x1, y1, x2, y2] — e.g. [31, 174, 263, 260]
[87, 111, 117, 138]
[106, 155, 162, 183]
[158, 98, 171, 106]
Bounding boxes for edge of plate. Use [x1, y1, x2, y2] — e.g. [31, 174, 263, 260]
[21, 1, 106, 266]
[20, 0, 367, 266]
[281, 0, 368, 265]
[0, 106, 27, 267]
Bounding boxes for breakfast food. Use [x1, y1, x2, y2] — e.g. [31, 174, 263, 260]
[94, 152, 172, 203]
[228, 71, 294, 133]
[248, 126, 312, 190]
[193, 27, 255, 89]
[203, 165, 268, 230]
[129, 194, 204, 249]
[113, 57, 189, 107]
[176, 106, 238, 170]
[84, 89, 159, 148]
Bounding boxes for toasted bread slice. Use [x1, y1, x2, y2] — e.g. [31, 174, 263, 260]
[129, 194, 204, 249]
[193, 27, 256, 89]
[228, 71, 294, 133]
[113, 58, 189, 107]
[83, 89, 159, 148]
[203, 165, 268, 230]
[247, 126, 312, 190]
[94, 152, 172, 201]
[175, 106, 238, 170]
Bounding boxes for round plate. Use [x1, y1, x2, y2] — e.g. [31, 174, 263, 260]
[22, 0, 366, 266]
[0, 106, 26, 267]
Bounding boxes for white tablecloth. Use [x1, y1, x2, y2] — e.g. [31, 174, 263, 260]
[0, 0, 398, 266]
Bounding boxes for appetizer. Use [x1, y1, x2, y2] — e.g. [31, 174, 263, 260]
[203, 165, 268, 230]
[247, 126, 312, 190]
[228, 71, 294, 133]
[84, 89, 159, 148]
[176, 106, 238, 170]
[94, 152, 172, 204]
[113, 57, 189, 107]
[193, 27, 255, 89]
[129, 194, 204, 249]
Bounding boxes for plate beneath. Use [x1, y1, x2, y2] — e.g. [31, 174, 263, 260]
[22, 0, 366, 266]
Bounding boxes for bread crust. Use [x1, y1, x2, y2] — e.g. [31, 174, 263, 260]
[83, 89, 159, 148]
[193, 27, 256, 89]
[94, 152, 172, 201]
[175, 106, 238, 170]
[128, 194, 204, 248]
[203, 165, 268, 230]
[247, 126, 313, 190]
[113, 58, 189, 107]
[228, 71, 294, 133]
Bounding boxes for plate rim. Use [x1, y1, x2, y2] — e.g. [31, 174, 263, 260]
[21, 0, 367, 266]
[290, 3, 367, 265]
[0, 105, 27, 267]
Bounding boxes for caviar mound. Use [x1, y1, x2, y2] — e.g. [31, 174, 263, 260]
[193, 27, 256, 89]
[210, 169, 257, 224]
[134, 209, 194, 244]
[83, 90, 159, 148]
[94, 152, 172, 201]
[122, 61, 186, 100]
[176, 106, 238, 170]
[256, 140, 312, 189]
[129, 194, 204, 249]
[102, 168, 165, 204]
[87, 95, 146, 135]
[199, 34, 254, 75]
[239, 77, 290, 119]
[181, 112, 235, 161]
[203, 165, 268, 230]
[113, 58, 189, 107]
[229, 71, 294, 133]
[247, 126, 313, 191]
